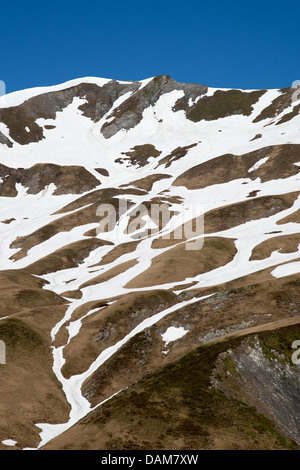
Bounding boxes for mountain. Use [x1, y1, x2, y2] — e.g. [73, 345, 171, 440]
[0, 75, 300, 450]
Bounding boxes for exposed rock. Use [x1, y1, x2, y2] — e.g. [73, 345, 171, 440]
[20, 164, 101, 195]
[101, 75, 208, 138]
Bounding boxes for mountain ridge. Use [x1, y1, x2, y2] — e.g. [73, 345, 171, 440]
[0, 75, 300, 450]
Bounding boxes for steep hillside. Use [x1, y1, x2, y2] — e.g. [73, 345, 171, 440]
[0, 75, 300, 450]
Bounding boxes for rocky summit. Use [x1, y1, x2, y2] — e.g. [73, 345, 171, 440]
[0, 75, 300, 450]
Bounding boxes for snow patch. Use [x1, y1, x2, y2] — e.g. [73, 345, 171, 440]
[161, 326, 189, 345]
[2, 439, 17, 446]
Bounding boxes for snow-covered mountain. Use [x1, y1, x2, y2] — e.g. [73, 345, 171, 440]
[0, 75, 300, 450]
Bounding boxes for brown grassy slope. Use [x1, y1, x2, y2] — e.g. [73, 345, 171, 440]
[117, 144, 162, 167]
[23, 238, 112, 275]
[277, 208, 300, 225]
[0, 305, 70, 450]
[173, 144, 300, 190]
[120, 174, 171, 191]
[41, 323, 300, 450]
[20, 164, 101, 195]
[152, 192, 298, 249]
[185, 89, 265, 122]
[126, 237, 237, 288]
[77, 272, 300, 412]
[53, 187, 144, 215]
[79, 259, 138, 290]
[0, 268, 71, 449]
[61, 289, 178, 379]
[250, 233, 300, 260]
[90, 241, 140, 267]
[0, 270, 66, 318]
[9, 199, 120, 261]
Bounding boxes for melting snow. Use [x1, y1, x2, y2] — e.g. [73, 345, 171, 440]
[161, 326, 189, 345]
[271, 260, 300, 278]
[0, 77, 300, 449]
[2, 439, 17, 446]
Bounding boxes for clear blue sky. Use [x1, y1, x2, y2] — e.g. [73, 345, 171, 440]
[1, 0, 300, 93]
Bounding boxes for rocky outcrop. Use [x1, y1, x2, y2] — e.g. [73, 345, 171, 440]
[101, 75, 208, 138]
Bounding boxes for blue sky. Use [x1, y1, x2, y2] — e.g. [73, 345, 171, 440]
[1, 0, 300, 93]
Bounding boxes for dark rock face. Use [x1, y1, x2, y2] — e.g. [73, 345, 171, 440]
[20, 164, 101, 195]
[212, 336, 300, 446]
[100, 75, 208, 138]
[158, 143, 197, 168]
[0, 77, 297, 151]
[0, 131, 13, 148]
[0, 80, 141, 146]
[0, 164, 23, 197]
[0, 76, 206, 145]
[253, 87, 293, 123]
[0, 163, 101, 197]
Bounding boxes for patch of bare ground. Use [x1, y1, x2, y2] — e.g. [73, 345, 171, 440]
[116, 144, 161, 167]
[276, 104, 300, 125]
[177, 89, 265, 122]
[60, 290, 83, 300]
[277, 208, 300, 225]
[20, 164, 101, 195]
[53, 187, 143, 215]
[173, 144, 300, 189]
[9, 200, 120, 260]
[151, 193, 298, 250]
[157, 143, 197, 168]
[61, 290, 178, 379]
[123, 198, 178, 240]
[126, 237, 237, 289]
[247, 190, 260, 197]
[0, 164, 23, 197]
[0, 306, 70, 449]
[250, 233, 300, 260]
[0, 131, 13, 148]
[80, 259, 138, 289]
[250, 134, 262, 141]
[120, 173, 171, 191]
[22, 238, 111, 275]
[1, 218, 16, 224]
[205, 192, 299, 232]
[0, 270, 66, 317]
[95, 168, 109, 177]
[71, 300, 111, 323]
[53, 300, 110, 349]
[252, 87, 292, 123]
[90, 241, 140, 267]
[172, 281, 198, 291]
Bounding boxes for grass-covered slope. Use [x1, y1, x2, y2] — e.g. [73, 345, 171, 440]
[43, 323, 300, 450]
